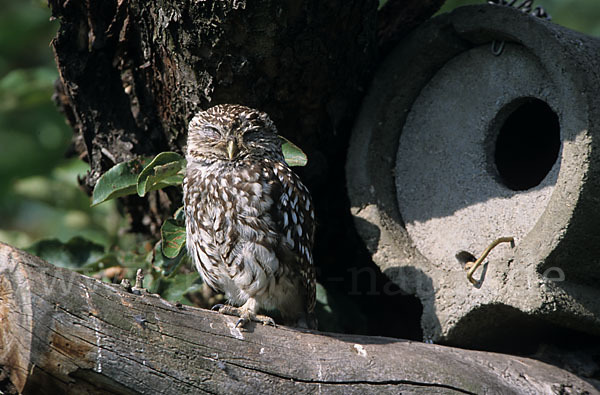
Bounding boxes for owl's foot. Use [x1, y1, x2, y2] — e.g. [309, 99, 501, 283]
[234, 311, 276, 329]
[211, 301, 276, 329]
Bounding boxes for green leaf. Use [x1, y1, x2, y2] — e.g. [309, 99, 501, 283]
[154, 241, 188, 277]
[149, 270, 202, 305]
[280, 136, 308, 167]
[160, 218, 186, 259]
[91, 157, 148, 206]
[136, 152, 185, 197]
[26, 236, 107, 269]
[151, 173, 185, 190]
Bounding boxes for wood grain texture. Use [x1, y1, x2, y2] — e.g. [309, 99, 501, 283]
[0, 242, 596, 394]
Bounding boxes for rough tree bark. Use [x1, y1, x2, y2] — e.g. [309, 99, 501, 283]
[1, 243, 596, 394]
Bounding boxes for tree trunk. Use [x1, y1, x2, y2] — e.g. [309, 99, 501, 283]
[48, 0, 378, 236]
[47, 0, 447, 238]
[1, 242, 596, 394]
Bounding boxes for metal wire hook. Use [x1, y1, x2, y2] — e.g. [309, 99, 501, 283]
[460, 237, 515, 285]
[491, 40, 506, 56]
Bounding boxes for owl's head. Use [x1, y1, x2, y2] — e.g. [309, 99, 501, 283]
[186, 104, 283, 164]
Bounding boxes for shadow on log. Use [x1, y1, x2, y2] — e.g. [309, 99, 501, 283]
[0, 242, 595, 394]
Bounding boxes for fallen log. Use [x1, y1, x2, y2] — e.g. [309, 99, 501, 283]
[0, 242, 595, 394]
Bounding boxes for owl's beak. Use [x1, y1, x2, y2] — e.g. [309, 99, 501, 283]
[226, 140, 238, 160]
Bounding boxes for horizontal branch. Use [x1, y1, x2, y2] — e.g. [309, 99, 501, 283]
[0, 242, 595, 394]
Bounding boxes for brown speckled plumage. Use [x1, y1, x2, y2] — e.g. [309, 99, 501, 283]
[183, 104, 316, 328]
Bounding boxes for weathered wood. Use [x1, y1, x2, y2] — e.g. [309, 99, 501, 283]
[0, 242, 596, 394]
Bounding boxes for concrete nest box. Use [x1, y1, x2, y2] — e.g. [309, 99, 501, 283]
[347, 4, 600, 345]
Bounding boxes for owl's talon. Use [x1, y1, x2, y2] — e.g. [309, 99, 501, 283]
[211, 301, 276, 328]
[235, 317, 249, 328]
[260, 316, 276, 327]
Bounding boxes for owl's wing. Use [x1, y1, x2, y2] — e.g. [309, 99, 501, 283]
[270, 161, 316, 313]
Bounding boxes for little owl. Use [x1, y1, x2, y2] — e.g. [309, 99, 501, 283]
[183, 104, 316, 329]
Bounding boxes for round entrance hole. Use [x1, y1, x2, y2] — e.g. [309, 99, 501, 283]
[494, 98, 560, 191]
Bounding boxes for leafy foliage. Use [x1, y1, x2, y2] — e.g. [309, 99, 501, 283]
[160, 218, 186, 259]
[91, 158, 149, 206]
[136, 152, 185, 197]
[280, 136, 308, 167]
[149, 270, 203, 306]
[91, 152, 185, 205]
[26, 236, 112, 270]
[153, 240, 188, 277]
